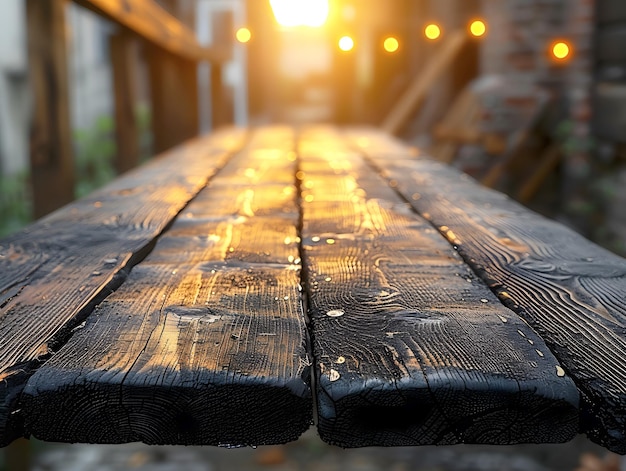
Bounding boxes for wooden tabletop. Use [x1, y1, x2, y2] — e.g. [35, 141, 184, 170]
[0, 126, 625, 453]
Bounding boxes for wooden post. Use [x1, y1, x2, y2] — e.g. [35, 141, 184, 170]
[210, 10, 233, 129]
[26, 0, 75, 218]
[110, 29, 140, 174]
[147, 46, 199, 154]
[146, 0, 199, 154]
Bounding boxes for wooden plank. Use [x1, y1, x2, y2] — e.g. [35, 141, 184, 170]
[0, 128, 246, 446]
[148, 45, 200, 153]
[21, 127, 311, 446]
[73, 0, 231, 63]
[26, 0, 75, 218]
[110, 29, 141, 174]
[381, 30, 467, 136]
[299, 127, 578, 447]
[349, 127, 626, 454]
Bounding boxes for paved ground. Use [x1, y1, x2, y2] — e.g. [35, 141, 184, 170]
[19, 428, 619, 471]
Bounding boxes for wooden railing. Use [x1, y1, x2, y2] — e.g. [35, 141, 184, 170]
[26, 0, 232, 218]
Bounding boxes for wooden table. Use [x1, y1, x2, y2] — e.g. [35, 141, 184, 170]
[0, 126, 625, 454]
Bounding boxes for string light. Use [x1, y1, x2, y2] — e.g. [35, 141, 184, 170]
[338, 36, 354, 52]
[424, 23, 441, 40]
[235, 27, 252, 43]
[469, 20, 486, 37]
[383, 36, 399, 53]
[551, 40, 572, 61]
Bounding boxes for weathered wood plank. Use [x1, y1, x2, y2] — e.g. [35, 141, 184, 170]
[73, 0, 230, 63]
[26, 0, 75, 218]
[349, 127, 626, 454]
[0, 128, 246, 446]
[299, 127, 578, 447]
[22, 127, 311, 446]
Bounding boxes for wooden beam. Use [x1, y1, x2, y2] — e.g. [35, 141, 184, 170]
[21, 127, 311, 446]
[381, 30, 468, 136]
[0, 129, 246, 446]
[73, 0, 231, 63]
[349, 127, 626, 454]
[147, 45, 199, 153]
[300, 127, 577, 447]
[26, 0, 76, 219]
[110, 29, 141, 174]
[517, 143, 562, 203]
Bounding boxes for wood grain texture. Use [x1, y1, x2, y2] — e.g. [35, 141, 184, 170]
[348, 127, 626, 454]
[299, 127, 578, 447]
[0, 129, 246, 446]
[73, 0, 231, 63]
[22, 127, 311, 446]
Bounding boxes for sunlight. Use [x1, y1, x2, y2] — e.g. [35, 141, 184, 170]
[270, 0, 329, 27]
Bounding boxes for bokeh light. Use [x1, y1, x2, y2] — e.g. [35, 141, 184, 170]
[469, 20, 486, 37]
[383, 36, 400, 53]
[338, 36, 354, 52]
[235, 27, 252, 43]
[424, 24, 441, 40]
[551, 40, 572, 61]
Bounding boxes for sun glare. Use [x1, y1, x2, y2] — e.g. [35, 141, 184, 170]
[270, 0, 329, 27]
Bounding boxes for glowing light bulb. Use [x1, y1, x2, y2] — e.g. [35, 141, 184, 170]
[235, 27, 252, 43]
[424, 23, 441, 40]
[469, 20, 486, 37]
[551, 41, 571, 60]
[383, 36, 399, 53]
[338, 36, 354, 52]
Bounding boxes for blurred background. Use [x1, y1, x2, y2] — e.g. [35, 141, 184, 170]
[1, 0, 625, 256]
[1, 0, 626, 469]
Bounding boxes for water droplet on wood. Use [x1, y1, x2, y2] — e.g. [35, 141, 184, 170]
[326, 309, 344, 317]
[328, 369, 340, 381]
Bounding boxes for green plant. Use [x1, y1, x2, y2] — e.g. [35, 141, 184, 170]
[0, 171, 32, 238]
[73, 115, 117, 199]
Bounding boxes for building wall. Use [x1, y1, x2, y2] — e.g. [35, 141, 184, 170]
[0, 1, 114, 178]
[0, 0, 29, 176]
[68, 3, 114, 132]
